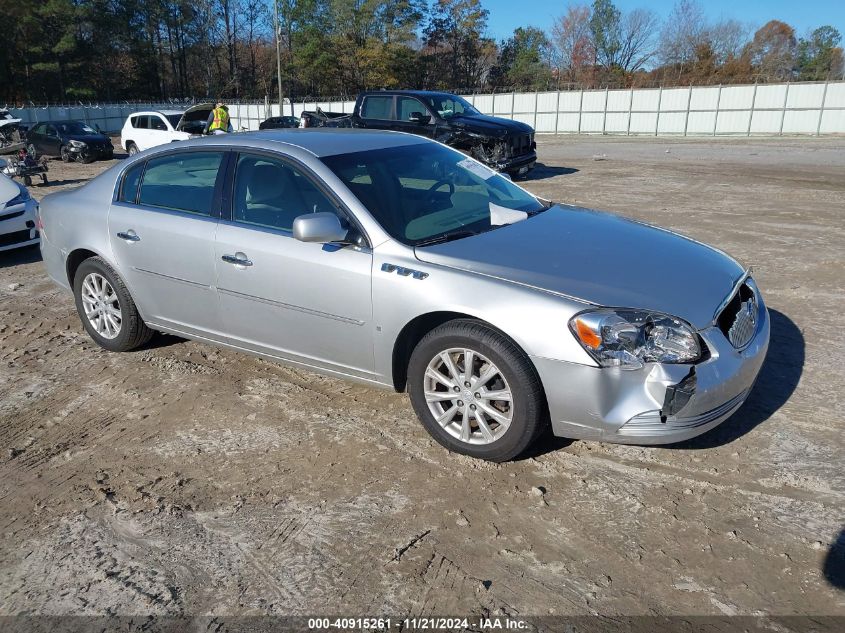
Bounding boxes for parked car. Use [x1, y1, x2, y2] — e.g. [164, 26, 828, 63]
[259, 116, 300, 130]
[39, 130, 769, 461]
[120, 104, 215, 155]
[0, 109, 27, 151]
[0, 169, 39, 252]
[25, 120, 113, 163]
[352, 90, 537, 177]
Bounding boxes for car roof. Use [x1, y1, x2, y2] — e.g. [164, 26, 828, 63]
[128, 110, 184, 117]
[37, 120, 96, 126]
[184, 129, 429, 158]
[361, 90, 461, 98]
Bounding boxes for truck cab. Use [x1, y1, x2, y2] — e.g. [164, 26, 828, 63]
[352, 90, 536, 177]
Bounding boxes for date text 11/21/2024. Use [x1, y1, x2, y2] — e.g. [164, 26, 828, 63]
[307, 617, 529, 630]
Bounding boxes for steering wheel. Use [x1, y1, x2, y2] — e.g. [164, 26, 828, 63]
[426, 179, 455, 203]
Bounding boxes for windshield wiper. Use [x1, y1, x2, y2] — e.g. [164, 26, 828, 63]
[414, 229, 479, 247]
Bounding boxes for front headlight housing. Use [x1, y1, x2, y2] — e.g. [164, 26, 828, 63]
[68, 139, 86, 148]
[570, 309, 701, 370]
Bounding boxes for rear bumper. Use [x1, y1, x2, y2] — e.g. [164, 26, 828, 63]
[531, 303, 770, 445]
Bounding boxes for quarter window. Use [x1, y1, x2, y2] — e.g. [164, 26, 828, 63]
[138, 152, 223, 216]
[119, 162, 144, 203]
[131, 115, 148, 129]
[232, 154, 337, 232]
[360, 96, 392, 120]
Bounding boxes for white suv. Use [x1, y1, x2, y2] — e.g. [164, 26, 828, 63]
[120, 104, 214, 155]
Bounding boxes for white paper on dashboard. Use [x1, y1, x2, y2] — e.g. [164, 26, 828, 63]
[489, 202, 528, 226]
[457, 158, 496, 180]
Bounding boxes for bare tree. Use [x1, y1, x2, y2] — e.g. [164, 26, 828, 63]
[618, 9, 660, 72]
[660, 0, 707, 65]
[551, 4, 595, 81]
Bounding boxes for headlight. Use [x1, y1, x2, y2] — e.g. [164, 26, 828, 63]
[4, 188, 31, 208]
[69, 140, 86, 148]
[570, 309, 701, 370]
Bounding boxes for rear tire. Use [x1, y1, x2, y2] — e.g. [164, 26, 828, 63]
[73, 257, 153, 352]
[407, 319, 546, 462]
[126, 142, 138, 156]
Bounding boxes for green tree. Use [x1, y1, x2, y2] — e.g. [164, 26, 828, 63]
[797, 26, 844, 80]
[491, 27, 553, 90]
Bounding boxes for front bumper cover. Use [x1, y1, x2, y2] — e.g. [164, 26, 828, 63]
[532, 301, 770, 445]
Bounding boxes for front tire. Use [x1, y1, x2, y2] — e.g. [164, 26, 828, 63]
[407, 319, 546, 462]
[26, 143, 36, 159]
[73, 257, 153, 352]
[60, 145, 71, 162]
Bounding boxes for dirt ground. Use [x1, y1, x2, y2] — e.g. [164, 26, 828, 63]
[0, 136, 843, 622]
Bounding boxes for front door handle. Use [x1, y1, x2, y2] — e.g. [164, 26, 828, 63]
[221, 253, 253, 267]
[117, 230, 140, 242]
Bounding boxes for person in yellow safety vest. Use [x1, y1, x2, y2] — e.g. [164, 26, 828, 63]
[205, 102, 232, 135]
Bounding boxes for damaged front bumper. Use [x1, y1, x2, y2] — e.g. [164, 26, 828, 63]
[532, 305, 770, 445]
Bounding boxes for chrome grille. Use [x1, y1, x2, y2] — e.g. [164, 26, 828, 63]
[716, 280, 759, 349]
[728, 297, 757, 348]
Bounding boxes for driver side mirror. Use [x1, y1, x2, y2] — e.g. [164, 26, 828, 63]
[292, 212, 348, 244]
[409, 111, 431, 124]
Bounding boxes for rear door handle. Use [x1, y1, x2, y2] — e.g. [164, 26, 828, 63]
[116, 230, 140, 242]
[221, 253, 253, 267]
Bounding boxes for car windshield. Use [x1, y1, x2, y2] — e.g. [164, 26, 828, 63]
[422, 94, 481, 119]
[321, 143, 546, 246]
[166, 114, 182, 128]
[56, 121, 98, 135]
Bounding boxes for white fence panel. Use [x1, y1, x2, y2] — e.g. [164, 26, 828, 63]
[5, 81, 843, 138]
[787, 83, 825, 109]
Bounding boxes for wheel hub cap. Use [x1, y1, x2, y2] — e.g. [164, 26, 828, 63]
[81, 272, 122, 340]
[423, 348, 513, 446]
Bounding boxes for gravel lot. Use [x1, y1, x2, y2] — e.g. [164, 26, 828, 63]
[1, 136, 843, 621]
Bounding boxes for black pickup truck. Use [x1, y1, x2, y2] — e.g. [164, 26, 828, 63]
[351, 90, 537, 177]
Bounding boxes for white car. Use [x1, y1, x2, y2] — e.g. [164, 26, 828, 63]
[0, 170, 39, 252]
[120, 104, 215, 155]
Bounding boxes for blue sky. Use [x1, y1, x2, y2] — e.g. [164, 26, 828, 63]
[482, 0, 844, 43]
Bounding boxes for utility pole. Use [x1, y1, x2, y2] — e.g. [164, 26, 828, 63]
[273, 0, 284, 114]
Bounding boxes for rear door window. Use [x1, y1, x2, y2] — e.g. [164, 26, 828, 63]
[138, 152, 224, 216]
[360, 96, 393, 120]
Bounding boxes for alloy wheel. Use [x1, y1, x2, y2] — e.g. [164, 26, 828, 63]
[26, 144, 36, 159]
[423, 347, 513, 445]
[81, 273, 122, 339]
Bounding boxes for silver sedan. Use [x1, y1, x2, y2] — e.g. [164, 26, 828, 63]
[38, 130, 769, 461]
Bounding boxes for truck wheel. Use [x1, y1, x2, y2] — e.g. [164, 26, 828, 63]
[407, 319, 546, 462]
[73, 257, 153, 352]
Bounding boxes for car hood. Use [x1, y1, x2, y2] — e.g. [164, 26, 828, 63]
[176, 103, 215, 131]
[413, 205, 745, 329]
[66, 133, 110, 144]
[449, 114, 533, 137]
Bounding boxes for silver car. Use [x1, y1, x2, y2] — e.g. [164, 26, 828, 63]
[39, 130, 769, 461]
